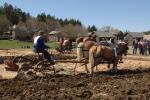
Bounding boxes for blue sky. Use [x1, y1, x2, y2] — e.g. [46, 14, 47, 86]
[1, 0, 150, 32]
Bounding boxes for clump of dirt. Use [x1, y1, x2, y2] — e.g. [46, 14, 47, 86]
[0, 68, 150, 99]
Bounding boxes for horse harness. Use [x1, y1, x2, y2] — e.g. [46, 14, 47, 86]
[92, 45, 109, 63]
[77, 46, 89, 59]
[93, 45, 119, 63]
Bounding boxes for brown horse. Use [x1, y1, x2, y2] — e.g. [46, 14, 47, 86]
[76, 36, 92, 44]
[75, 37, 98, 73]
[89, 42, 128, 74]
[77, 40, 98, 60]
[76, 37, 84, 44]
[76, 37, 98, 60]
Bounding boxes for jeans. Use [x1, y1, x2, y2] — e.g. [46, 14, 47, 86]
[132, 47, 137, 55]
[37, 49, 53, 62]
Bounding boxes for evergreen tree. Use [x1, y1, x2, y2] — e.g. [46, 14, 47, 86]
[37, 13, 47, 22]
[88, 25, 97, 32]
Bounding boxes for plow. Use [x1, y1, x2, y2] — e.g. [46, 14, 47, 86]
[3, 54, 126, 76]
[3, 55, 89, 75]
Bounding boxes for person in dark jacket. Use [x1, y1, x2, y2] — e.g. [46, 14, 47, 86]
[33, 30, 55, 65]
[148, 40, 150, 55]
[132, 38, 138, 55]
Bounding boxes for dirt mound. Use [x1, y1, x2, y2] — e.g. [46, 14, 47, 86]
[0, 68, 150, 99]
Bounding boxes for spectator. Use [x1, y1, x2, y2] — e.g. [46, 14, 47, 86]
[132, 38, 138, 55]
[62, 38, 69, 51]
[148, 39, 150, 55]
[59, 38, 64, 51]
[68, 39, 72, 51]
[143, 39, 148, 56]
[108, 37, 117, 57]
[138, 40, 144, 55]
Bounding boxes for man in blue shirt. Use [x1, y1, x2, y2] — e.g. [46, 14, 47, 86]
[33, 30, 55, 65]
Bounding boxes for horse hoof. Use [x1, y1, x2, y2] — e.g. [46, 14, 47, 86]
[110, 69, 118, 73]
[87, 73, 92, 77]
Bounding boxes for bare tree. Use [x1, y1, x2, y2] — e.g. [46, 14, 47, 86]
[99, 26, 120, 34]
[60, 24, 86, 38]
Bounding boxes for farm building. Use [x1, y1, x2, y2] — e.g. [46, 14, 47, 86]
[2, 25, 34, 41]
[47, 31, 60, 42]
[47, 31, 64, 41]
[143, 35, 150, 40]
[126, 32, 144, 45]
[0, 31, 12, 40]
[95, 31, 114, 42]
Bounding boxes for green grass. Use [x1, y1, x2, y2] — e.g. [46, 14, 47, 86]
[0, 40, 59, 49]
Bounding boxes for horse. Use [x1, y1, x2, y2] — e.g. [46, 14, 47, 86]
[76, 37, 84, 44]
[76, 36, 92, 44]
[77, 40, 98, 60]
[75, 37, 98, 73]
[88, 42, 128, 75]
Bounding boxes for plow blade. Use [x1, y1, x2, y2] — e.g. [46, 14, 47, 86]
[4, 60, 19, 71]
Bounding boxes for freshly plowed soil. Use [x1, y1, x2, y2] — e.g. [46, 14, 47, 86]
[0, 68, 150, 100]
[0, 49, 150, 99]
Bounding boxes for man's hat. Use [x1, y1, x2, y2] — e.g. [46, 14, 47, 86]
[38, 30, 44, 35]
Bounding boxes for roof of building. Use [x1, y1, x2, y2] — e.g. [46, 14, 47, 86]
[128, 32, 144, 38]
[95, 31, 114, 37]
[48, 31, 60, 35]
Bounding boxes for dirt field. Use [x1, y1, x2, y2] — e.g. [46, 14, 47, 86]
[0, 49, 150, 99]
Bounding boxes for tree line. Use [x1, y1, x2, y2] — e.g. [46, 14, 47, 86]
[0, 3, 96, 39]
[1, 2, 147, 40]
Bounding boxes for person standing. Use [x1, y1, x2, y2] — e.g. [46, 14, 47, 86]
[59, 37, 64, 51]
[132, 38, 138, 55]
[148, 39, 150, 55]
[138, 39, 144, 55]
[108, 37, 117, 57]
[143, 39, 148, 56]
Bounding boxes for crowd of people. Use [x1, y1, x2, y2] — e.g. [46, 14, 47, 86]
[132, 38, 150, 56]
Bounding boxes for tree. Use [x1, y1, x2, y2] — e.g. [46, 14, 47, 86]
[46, 19, 60, 32]
[0, 15, 11, 33]
[60, 24, 86, 38]
[14, 21, 28, 39]
[10, 12, 20, 25]
[99, 26, 120, 34]
[47, 14, 55, 20]
[37, 13, 47, 22]
[1, 3, 27, 24]
[21, 12, 27, 23]
[88, 25, 97, 32]
[26, 18, 38, 34]
[144, 31, 150, 35]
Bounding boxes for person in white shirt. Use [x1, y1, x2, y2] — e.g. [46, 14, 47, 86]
[33, 30, 55, 65]
[108, 38, 117, 57]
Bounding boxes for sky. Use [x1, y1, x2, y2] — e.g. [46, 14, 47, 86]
[1, 0, 150, 32]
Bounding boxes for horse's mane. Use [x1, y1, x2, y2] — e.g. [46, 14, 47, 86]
[76, 37, 83, 44]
